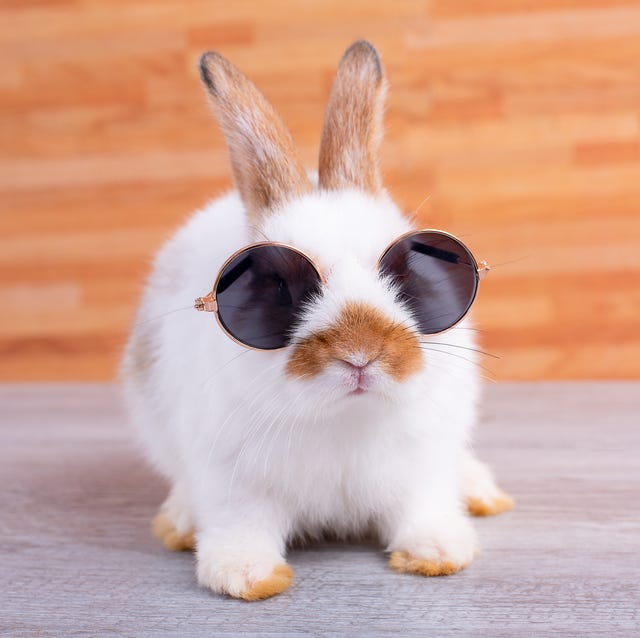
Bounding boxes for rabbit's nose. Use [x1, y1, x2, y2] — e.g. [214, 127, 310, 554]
[338, 351, 379, 370]
[340, 361, 369, 380]
[343, 361, 367, 371]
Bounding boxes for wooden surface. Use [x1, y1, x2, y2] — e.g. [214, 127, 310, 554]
[1, 1, 640, 381]
[1, 382, 639, 636]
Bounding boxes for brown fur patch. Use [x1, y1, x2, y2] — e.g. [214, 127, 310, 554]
[467, 490, 515, 517]
[286, 302, 422, 381]
[240, 564, 294, 601]
[319, 40, 387, 194]
[151, 511, 195, 552]
[199, 52, 311, 225]
[389, 551, 469, 577]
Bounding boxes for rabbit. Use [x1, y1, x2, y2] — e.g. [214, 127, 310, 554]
[121, 40, 513, 601]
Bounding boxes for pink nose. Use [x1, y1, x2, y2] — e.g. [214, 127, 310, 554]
[341, 360, 370, 385]
[341, 360, 370, 373]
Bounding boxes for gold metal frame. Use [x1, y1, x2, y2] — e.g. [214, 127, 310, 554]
[195, 230, 490, 349]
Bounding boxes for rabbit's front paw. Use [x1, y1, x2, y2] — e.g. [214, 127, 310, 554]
[389, 516, 477, 577]
[196, 541, 293, 601]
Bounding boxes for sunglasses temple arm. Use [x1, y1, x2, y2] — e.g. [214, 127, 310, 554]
[194, 291, 217, 312]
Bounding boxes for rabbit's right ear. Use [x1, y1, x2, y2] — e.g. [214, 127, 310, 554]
[199, 52, 312, 224]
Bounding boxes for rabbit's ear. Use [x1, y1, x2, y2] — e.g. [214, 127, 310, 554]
[318, 41, 387, 194]
[199, 52, 312, 223]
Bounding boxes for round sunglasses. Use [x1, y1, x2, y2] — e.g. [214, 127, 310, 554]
[195, 230, 490, 350]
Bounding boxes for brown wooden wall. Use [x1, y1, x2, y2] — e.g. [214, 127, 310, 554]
[2, 0, 639, 381]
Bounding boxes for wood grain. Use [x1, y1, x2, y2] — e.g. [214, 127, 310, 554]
[1, 1, 639, 380]
[1, 382, 639, 636]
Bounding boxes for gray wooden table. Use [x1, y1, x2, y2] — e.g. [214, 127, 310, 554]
[1, 383, 639, 637]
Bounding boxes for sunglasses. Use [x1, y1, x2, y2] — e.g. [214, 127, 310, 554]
[195, 230, 489, 350]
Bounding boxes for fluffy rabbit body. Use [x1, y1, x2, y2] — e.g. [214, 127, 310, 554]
[122, 41, 512, 601]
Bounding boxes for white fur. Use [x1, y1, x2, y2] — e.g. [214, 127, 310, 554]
[122, 184, 494, 596]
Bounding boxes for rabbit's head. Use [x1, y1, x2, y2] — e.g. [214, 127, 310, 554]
[199, 42, 453, 409]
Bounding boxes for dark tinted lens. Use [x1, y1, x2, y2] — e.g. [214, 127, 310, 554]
[215, 244, 322, 349]
[379, 232, 479, 334]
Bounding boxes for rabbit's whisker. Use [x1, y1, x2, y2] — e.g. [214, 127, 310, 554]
[133, 306, 193, 327]
[421, 341, 500, 359]
[205, 360, 282, 468]
[419, 345, 497, 378]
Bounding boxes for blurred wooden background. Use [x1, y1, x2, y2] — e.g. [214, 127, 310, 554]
[1, 0, 639, 381]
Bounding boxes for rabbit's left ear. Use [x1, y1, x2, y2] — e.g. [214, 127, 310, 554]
[318, 41, 387, 194]
[199, 52, 312, 223]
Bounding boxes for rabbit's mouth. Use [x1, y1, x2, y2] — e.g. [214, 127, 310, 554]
[342, 360, 374, 396]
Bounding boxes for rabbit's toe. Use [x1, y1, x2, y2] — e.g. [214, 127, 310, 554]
[152, 511, 195, 551]
[238, 564, 295, 601]
[389, 550, 468, 576]
[467, 489, 514, 517]
[463, 455, 514, 517]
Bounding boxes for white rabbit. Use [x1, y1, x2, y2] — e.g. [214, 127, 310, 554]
[122, 41, 512, 601]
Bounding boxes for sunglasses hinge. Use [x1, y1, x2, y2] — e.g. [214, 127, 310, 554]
[477, 260, 491, 280]
[194, 292, 217, 313]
